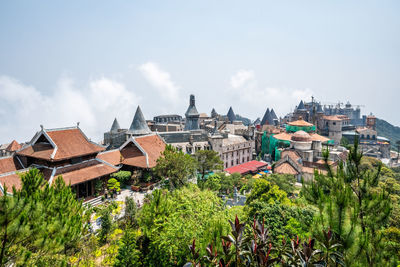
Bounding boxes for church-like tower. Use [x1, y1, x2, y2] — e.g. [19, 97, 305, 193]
[184, 95, 200, 131]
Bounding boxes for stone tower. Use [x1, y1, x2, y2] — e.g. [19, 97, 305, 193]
[184, 95, 200, 131]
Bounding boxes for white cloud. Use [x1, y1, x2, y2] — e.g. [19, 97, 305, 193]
[230, 69, 256, 89]
[0, 75, 140, 143]
[229, 70, 313, 119]
[139, 62, 181, 107]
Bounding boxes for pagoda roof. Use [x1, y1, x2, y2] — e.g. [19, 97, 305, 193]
[119, 134, 166, 169]
[17, 126, 104, 161]
[128, 106, 152, 135]
[6, 140, 22, 152]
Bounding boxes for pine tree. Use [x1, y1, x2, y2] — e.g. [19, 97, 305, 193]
[0, 169, 85, 266]
[99, 206, 112, 244]
[114, 229, 141, 267]
[124, 196, 138, 227]
[302, 138, 392, 266]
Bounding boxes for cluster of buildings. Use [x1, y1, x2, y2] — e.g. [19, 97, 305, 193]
[0, 94, 395, 198]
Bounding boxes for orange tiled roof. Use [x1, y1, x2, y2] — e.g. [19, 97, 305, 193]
[323, 115, 342, 121]
[97, 150, 122, 166]
[0, 172, 23, 194]
[132, 135, 166, 168]
[0, 156, 23, 175]
[288, 119, 313, 127]
[309, 133, 330, 142]
[54, 161, 117, 186]
[274, 162, 299, 175]
[281, 150, 301, 162]
[6, 140, 22, 151]
[18, 128, 104, 161]
[273, 132, 292, 141]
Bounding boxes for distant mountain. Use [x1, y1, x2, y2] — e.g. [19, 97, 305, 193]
[376, 118, 400, 150]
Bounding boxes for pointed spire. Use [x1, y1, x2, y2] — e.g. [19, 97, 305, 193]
[185, 95, 200, 130]
[110, 118, 121, 132]
[185, 94, 199, 117]
[129, 106, 152, 135]
[270, 109, 278, 120]
[297, 100, 306, 110]
[211, 108, 218, 118]
[261, 108, 270, 125]
[253, 118, 261, 125]
[227, 107, 236, 123]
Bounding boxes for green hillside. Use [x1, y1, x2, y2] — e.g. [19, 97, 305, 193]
[376, 118, 400, 150]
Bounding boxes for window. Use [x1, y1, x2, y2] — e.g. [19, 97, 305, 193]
[231, 160, 233, 166]
[236, 159, 239, 164]
[367, 135, 370, 139]
[333, 122, 336, 125]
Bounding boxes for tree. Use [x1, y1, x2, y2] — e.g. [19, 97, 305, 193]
[0, 169, 85, 266]
[194, 150, 223, 180]
[264, 173, 297, 195]
[107, 178, 120, 195]
[114, 229, 141, 267]
[138, 185, 240, 266]
[246, 179, 291, 206]
[99, 206, 113, 244]
[124, 196, 138, 227]
[154, 145, 197, 190]
[111, 171, 132, 185]
[302, 140, 393, 266]
[202, 174, 221, 192]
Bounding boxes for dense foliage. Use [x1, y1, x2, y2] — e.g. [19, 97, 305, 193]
[155, 145, 197, 190]
[195, 150, 223, 180]
[0, 169, 86, 266]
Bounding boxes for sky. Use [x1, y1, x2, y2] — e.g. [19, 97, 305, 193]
[0, 0, 399, 143]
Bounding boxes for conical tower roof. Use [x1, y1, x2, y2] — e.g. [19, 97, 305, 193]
[110, 118, 121, 132]
[211, 108, 218, 118]
[253, 118, 261, 125]
[128, 106, 152, 135]
[261, 108, 270, 125]
[297, 100, 306, 110]
[266, 111, 275, 125]
[227, 107, 236, 123]
[270, 109, 278, 120]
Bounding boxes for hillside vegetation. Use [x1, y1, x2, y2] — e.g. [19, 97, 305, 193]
[376, 118, 400, 150]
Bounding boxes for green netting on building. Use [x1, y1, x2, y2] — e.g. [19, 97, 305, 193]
[269, 135, 290, 161]
[274, 147, 281, 161]
[285, 125, 315, 133]
[261, 131, 269, 156]
[326, 139, 335, 145]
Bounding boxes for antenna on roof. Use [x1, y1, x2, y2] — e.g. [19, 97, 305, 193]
[77, 122, 80, 127]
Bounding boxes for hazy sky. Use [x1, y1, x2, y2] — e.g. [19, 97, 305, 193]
[0, 1, 399, 143]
